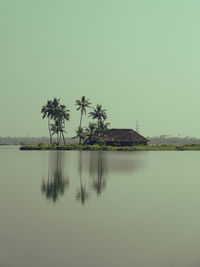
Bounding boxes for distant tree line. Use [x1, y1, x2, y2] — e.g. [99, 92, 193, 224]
[41, 96, 110, 145]
[1, 135, 200, 146]
[0, 136, 76, 145]
[148, 135, 200, 145]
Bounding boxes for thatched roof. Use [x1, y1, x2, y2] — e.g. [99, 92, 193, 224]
[103, 129, 149, 143]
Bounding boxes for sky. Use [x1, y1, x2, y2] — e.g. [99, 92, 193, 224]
[0, 0, 200, 137]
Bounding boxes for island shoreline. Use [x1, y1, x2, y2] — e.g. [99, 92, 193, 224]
[19, 144, 200, 151]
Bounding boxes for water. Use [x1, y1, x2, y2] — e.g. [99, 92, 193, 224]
[1, 146, 200, 267]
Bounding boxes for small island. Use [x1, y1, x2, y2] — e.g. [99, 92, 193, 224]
[20, 96, 200, 151]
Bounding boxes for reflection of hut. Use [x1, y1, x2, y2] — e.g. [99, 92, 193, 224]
[103, 129, 149, 146]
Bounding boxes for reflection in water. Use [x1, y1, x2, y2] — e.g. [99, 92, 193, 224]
[106, 152, 142, 174]
[76, 151, 89, 205]
[89, 151, 107, 195]
[3, 149, 200, 267]
[41, 151, 142, 204]
[41, 152, 69, 202]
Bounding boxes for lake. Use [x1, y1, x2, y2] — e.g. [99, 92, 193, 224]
[0, 146, 200, 267]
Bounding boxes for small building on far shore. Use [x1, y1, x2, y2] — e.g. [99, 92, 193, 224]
[103, 128, 149, 146]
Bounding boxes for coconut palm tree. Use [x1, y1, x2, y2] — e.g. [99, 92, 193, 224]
[84, 122, 97, 144]
[50, 119, 63, 144]
[98, 120, 110, 138]
[51, 97, 60, 119]
[56, 104, 70, 145]
[89, 104, 107, 141]
[41, 98, 62, 144]
[42, 98, 70, 145]
[89, 104, 107, 126]
[75, 96, 91, 144]
[41, 100, 54, 144]
[76, 126, 85, 144]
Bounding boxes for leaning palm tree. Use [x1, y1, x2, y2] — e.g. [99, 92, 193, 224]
[75, 96, 91, 144]
[51, 117, 69, 145]
[50, 119, 62, 144]
[41, 98, 70, 145]
[41, 100, 54, 144]
[56, 104, 70, 145]
[41, 98, 61, 144]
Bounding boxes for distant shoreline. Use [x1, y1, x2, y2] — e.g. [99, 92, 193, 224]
[19, 144, 200, 151]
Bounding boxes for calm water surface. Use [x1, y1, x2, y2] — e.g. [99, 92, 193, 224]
[0, 146, 200, 267]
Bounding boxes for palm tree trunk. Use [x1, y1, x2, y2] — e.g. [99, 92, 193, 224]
[48, 118, 52, 144]
[97, 118, 100, 140]
[58, 132, 62, 145]
[79, 111, 83, 145]
[62, 132, 66, 145]
[80, 110, 83, 128]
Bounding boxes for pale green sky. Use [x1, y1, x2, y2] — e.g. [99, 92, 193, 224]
[0, 0, 200, 137]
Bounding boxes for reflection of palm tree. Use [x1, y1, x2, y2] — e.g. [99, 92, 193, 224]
[76, 181, 89, 205]
[41, 169, 68, 202]
[41, 151, 69, 202]
[76, 151, 89, 205]
[90, 151, 106, 195]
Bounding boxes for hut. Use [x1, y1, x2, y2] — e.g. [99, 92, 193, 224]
[103, 129, 149, 146]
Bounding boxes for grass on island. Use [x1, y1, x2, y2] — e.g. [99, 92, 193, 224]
[20, 143, 200, 151]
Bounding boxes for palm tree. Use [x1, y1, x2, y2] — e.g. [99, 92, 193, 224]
[51, 120, 62, 144]
[89, 104, 107, 141]
[56, 104, 70, 145]
[75, 96, 91, 144]
[98, 120, 110, 138]
[84, 122, 97, 144]
[76, 126, 85, 144]
[41, 100, 53, 144]
[51, 97, 60, 118]
[41, 98, 70, 145]
[89, 104, 107, 126]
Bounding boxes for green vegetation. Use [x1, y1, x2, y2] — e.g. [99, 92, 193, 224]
[20, 144, 200, 151]
[41, 98, 70, 145]
[41, 96, 109, 146]
[75, 96, 91, 144]
[88, 104, 109, 140]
